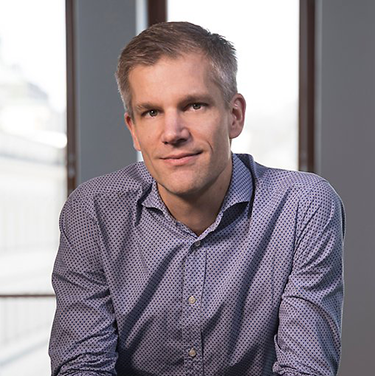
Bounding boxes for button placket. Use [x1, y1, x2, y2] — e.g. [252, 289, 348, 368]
[182, 239, 205, 375]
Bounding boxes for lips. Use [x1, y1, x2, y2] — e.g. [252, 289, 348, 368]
[162, 152, 200, 160]
[161, 151, 201, 166]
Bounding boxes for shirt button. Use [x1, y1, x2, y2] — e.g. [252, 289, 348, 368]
[188, 296, 197, 304]
[194, 240, 201, 247]
[188, 348, 197, 357]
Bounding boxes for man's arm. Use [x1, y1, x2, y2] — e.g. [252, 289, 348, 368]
[273, 180, 345, 376]
[49, 195, 118, 376]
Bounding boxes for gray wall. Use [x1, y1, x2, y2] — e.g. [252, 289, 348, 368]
[73, 1, 374, 373]
[315, 1, 375, 374]
[74, 0, 137, 184]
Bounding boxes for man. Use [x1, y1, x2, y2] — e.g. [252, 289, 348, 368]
[49, 22, 345, 376]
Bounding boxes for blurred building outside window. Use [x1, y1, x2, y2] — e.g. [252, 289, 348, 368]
[0, 0, 66, 374]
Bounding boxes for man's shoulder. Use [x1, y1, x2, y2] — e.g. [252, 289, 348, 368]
[67, 162, 152, 211]
[236, 153, 337, 201]
[237, 154, 325, 188]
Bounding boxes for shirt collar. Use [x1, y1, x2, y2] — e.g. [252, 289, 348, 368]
[141, 153, 253, 215]
[220, 153, 253, 212]
[141, 177, 168, 215]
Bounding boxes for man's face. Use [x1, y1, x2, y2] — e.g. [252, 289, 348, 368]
[125, 53, 245, 202]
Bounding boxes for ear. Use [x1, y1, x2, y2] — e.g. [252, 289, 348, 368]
[229, 94, 246, 140]
[124, 112, 141, 151]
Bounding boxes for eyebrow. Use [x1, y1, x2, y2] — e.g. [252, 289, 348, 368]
[180, 94, 213, 106]
[134, 102, 157, 114]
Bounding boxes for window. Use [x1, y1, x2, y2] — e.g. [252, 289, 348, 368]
[0, 0, 66, 374]
[168, 0, 299, 170]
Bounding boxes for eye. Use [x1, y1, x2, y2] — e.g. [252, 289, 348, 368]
[149, 109, 158, 117]
[188, 103, 208, 111]
[144, 109, 158, 117]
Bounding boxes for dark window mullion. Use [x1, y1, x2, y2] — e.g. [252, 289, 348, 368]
[299, 0, 315, 172]
[147, 0, 167, 26]
[66, 0, 77, 195]
[0, 294, 55, 298]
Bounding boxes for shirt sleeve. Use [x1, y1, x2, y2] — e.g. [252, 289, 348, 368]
[49, 195, 118, 376]
[273, 180, 345, 376]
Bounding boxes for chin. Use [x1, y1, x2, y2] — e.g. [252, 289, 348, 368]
[165, 184, 199, 197]
[159, 179, 204, 198]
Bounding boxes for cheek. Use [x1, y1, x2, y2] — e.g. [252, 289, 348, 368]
[212, 122, 231, 150]
[196, 114, 229, 142]
[135, 129, 154, 151]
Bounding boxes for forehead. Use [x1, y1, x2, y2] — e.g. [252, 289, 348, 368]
[128, 53, 221, 103]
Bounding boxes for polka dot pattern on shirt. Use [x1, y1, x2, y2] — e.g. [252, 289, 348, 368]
[49, 154, 345, 376]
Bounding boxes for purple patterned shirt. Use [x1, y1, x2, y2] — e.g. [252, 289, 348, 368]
[49, 154, 345, 376]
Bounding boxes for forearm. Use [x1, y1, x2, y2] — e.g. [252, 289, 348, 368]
[49, 197, 118, 375]
[273, 181, 345, 376]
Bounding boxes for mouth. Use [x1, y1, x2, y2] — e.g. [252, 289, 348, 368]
[161, 152, 202, 166]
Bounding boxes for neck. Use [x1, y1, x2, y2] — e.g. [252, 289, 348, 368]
[158, 163, 232, 236]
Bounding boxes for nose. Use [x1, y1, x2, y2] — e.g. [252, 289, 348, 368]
[161, 110, 190, 145]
